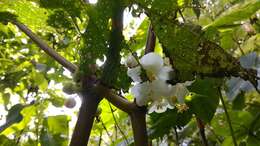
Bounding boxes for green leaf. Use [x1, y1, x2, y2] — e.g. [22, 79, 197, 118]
[2, 93, 10, 107]
[221, 136, 233, 146]
[0, 135, 16, 146]
[0, 104, 24, 133]
[232, 92, 246, 110]
[0, 12, 17, 23]
[247, 135, 260, 146]
[208, 0, 260, 28]
[1, 104, 36, 135]
[128, 18, 149, 52]
[31, 70, 48, 91]
[0, 0, 53, 31]
[40, 115, 69, 146]
[47, 91, 65, 107]
[211, 111, 253, 137]
[186, 78, 221, 123]
[149, 108, 192, 138]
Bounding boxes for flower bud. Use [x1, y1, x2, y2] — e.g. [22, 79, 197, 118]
[125, 55, 138, 68]
[242, 23, 255, 35]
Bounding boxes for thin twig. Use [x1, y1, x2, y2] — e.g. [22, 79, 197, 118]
[218, 87, 238, 146]
[178, 9, 186, 22]
[196, 117, 208, 146]
[108, 102, 129, 145]
[100, 119, 114, 144]
[98, 130, 103, 146]
[174, 127, 179, 146]
[15, 129, 24, 144]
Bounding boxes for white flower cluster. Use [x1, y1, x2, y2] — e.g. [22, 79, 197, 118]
[125, 52, 191, 113]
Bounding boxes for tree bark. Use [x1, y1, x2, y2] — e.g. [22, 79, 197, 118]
[69, 90, 102, 146]
[130, 107, 148, 146]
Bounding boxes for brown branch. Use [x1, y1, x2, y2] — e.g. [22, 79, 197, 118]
[10, 20, 78, 73]
[69, 88, 103, 146]
[130, 108, 148, 146]
[96, 85, 137, 113]
[145, 24, 156, 54]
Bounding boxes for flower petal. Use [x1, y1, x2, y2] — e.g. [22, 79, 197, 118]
[127, 66, 142, 82]
[130, 82, 151, 106]
[157, 66, 173, 80]
[150, 80, 171, 101]
[140, 52, 163, 74]
[125, 54, 138, 68]
[148, 99, 173, 113]
[170, 83, 189, 103]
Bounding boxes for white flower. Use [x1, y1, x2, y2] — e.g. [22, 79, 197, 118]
[157, 66, 173, 81]
[125, 54, 138, 68]
[140, 52, 164, 74]
[167, 83, 190, 105]
[127, 52, 173, 82]
[128, 52, 175, 110]
[140, 53, 173, 81]
[130, 80, 172, 106]
[127, 66, 142, 82]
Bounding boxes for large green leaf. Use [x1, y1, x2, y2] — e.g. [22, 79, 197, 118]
[186, 78, 221, 123]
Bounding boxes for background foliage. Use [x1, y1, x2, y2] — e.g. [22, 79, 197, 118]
[0, 0, 260, 145]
